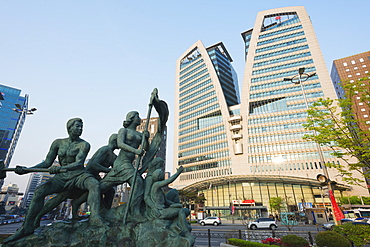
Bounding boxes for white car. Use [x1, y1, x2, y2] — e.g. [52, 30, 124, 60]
[248, 218, 278, 230]
[199, 217, 221, 226]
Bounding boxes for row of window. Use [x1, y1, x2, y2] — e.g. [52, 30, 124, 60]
[179, 58, 204, 75]
[179, 103, 220, 122]
[250, 74, 317, 91]
[179, 120, 197, 131]
[180, 50, 202, 69]
[251, 101, 313, 115]
[250, 161, 338, 173]
[253, 52, 311, 68]
[179, 133, 226, 151]
[179, 113, 223, 130]
[198, 114, 224, 130]
[180, 89, 215, 109]
[250, 82, 321, 99]
[249, 141, 317, 154]
[343, 58, 367, 66]
[179, 117, 225, 137]
[251, 66, 315, 83]
[258, 24, 303, 40]
[179, 97, 218, 116]
[183, 159, 231, 173]
[344, 65, 367, 72]
[262, 16, 300, 32]
[209, 50, 231, 68]
[254, 45, 309, 61]
[252, 59, 313, 75]
[179, 69, 208, 87]
[249, 111, 307, 125]
[179, 141, 228, 158]
[257, 31, 305, 47]
[249, 131, 311, 143]
[248, 150, 334, 164]
[179, 77, 211, 97]
[179, 167, 232, 181]
[250, 93, 323, 116]
[248, 121, 305, 134]
[178, 150, 230, 165]
[255, 38, 307, 54]
[179, 63, 206, 81]
[201, 181, 323, 211]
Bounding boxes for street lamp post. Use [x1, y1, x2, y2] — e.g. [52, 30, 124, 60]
[3, 97, 37, 167]
[283, 68, 341, 225]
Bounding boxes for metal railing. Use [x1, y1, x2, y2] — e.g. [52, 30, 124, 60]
[192, 229, 318, 246]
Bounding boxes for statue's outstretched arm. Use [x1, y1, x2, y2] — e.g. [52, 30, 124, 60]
[155, 166, 184, 188]
[88, 147, 111, 173]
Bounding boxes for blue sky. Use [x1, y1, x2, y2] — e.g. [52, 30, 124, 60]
[1, 0, 369, 191]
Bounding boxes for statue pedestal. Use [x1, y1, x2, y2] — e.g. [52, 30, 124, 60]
[4, 205, 195, 247]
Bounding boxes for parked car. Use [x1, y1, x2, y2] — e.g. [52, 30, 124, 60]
[199, 217, 221, 226]
[248, 218, 278, 230]
[322, 222, 335, 230]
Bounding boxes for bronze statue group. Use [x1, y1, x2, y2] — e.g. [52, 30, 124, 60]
[4, 89, 191, 244]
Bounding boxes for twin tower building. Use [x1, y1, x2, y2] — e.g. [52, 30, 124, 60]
[172, 6, 369, 216]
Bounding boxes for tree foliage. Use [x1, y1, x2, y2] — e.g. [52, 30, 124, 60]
[338, 196, 370, 205]
[315, 231, 350, 247]
[269, 197, 284, 214]
[333, 224, 370, 246]
[303, 76, 370, 184]
[178, 190, 206, 205]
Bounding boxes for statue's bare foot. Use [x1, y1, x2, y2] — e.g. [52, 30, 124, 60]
[89, 216, 108, 226]
[3, 226, 34, 244]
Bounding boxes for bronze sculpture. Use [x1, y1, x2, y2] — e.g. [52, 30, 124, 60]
[3, 89, 194, 247]
[4, 118, 104, 244]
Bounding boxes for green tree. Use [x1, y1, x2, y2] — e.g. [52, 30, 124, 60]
[178, 190, 206, 214]
[269, 197, 284, 214]
[334, 224, 370, 246]
[338, 196, 362, 205]
[303, 76, 370, 184]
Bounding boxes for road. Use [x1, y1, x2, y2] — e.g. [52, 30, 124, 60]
[191, 223, 324, 247]
[1, 221, 324, 247]
[0, 220, 53, 235]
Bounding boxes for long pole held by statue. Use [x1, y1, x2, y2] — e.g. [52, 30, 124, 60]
[123, 88, 156, 224]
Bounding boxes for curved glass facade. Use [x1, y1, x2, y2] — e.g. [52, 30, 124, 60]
[174, 6, 369, 219]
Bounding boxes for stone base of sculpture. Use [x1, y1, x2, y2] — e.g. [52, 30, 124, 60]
[3, 203, 195, 247]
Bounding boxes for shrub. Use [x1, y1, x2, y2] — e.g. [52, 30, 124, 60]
[280, 235, 309, 247]
[315, 231, 350, 247]
[333, 223, 370, 246]
[228, 238, 280, 247]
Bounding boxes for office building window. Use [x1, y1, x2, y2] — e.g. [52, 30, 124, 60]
[360, 58, 364, 62]
[343, 62, 348, 66]
[351, 60, 356, 64]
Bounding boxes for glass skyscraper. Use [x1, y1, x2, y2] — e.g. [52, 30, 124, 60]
[174, 41, 240, 187]
[173, 7, 369, 219]
[0, 84, 28, 189]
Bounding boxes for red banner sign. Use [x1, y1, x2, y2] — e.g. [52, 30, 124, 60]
[329, 190, 345, 221]
[232, 199, 255, 205]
